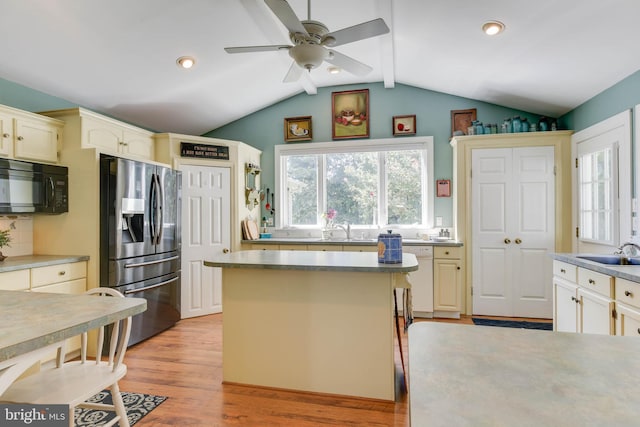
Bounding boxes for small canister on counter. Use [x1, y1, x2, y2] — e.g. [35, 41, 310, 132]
[378, 230, 403, 263]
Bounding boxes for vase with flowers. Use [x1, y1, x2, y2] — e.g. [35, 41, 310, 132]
[321, 208, 337, 240]
[0, 229, 11, 261]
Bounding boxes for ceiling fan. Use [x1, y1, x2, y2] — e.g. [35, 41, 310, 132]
[224, 0, 390, 82]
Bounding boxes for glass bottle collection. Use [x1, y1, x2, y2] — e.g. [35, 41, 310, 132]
[468, 116, 557, 135]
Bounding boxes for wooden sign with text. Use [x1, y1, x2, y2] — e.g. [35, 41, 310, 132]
[180, 142, 229, 160]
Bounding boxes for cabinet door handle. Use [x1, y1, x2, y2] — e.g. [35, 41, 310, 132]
[223, 248, 230, 253]
[560, 268, 566, 273]
[2, 133, 8, 138]
[456, 266, 461, 270]
[17, 136, 23, 141]
[445, 251, 450, 255]
[58, 271, 66, 276]
[504, 238, 511, 244]
[588, 279, 595, 285]
[625, 290, 633, 297]
[637, 328, 640, 335]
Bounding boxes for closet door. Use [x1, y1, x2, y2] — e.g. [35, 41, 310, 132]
[472, 146, 555, 318]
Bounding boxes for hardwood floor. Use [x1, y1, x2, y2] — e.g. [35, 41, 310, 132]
[121, 314, 550, 426]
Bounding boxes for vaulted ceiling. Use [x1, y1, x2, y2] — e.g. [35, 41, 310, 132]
[1, 0, 639, 135]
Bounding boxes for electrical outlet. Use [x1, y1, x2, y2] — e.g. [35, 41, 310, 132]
[436, 216, 443, 226]
[267, 217, 273, 226]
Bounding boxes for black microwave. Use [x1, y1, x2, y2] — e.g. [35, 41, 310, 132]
[0, 159, 68, 214]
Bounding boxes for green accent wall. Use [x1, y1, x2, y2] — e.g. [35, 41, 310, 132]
[205, 82, 549, 226]
[0, 77, 75, 112]
[560, 69, 640, 132]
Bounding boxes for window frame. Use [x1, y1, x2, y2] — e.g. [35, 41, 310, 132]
[275, 136, 434, 229]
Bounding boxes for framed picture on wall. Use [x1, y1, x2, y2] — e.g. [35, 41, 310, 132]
[392, 115, 416, 136]
[436, 179, 451, 197]
[450, 108, 477, 137]
[332, 89, 369, 140]
[284, 116, 312, 142]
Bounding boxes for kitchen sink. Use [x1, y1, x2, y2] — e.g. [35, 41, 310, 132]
[576, 254, 640, 265]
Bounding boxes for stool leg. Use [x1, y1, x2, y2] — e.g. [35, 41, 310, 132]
[393, 289, 407, 392]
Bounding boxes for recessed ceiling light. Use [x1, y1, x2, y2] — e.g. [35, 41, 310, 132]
[482, 21, 505, 36]
[176, 56, 196, 69]
[327, 66, 341, 74]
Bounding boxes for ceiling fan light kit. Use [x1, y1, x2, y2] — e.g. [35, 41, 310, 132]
[224, 0, 389, 81]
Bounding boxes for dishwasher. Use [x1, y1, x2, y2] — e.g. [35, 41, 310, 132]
[398, 245, 434, 318]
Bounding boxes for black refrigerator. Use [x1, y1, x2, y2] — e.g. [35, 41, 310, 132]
[100, 154, 181, 346]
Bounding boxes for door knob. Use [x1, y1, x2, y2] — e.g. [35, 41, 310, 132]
[515, 238, 522, 244]
[504, 238, 511, 244]
[223, 248, 230, 253]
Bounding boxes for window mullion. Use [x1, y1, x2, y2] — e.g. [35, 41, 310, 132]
[379, 152, 387, 226]
[318, 154, 326, 226]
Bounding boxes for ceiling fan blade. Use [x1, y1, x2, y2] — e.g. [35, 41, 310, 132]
[326, 50, 373, 76]
[283, 61, 303, 82]
[225, 45, 291, 53]
[264, 0, 308, 36]
[325, 18, 390, 47]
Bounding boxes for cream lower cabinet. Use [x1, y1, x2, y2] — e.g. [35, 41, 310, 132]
[0, 269, 30, 291]
[433, 246, 463, 317]
[30, 261, 87, 361]
[553, 260, 614, 335]
[615, 278, 640, 337]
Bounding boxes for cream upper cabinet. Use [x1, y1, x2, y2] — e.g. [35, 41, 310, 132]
[0, 104, 64, 163]
[40, 107, 154, 161]
[0, 110, 15, 157]
[14, 118, 60, 163]
[82, 115, 154, 160]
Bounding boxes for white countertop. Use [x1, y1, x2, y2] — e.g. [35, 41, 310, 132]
[205, 250, 418, 273]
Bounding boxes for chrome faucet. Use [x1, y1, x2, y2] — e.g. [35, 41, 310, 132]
[335, 222, 351, 240]
[614, 242, 640, 256]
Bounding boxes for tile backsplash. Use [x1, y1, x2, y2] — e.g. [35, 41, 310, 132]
[0, 216, 33, 256]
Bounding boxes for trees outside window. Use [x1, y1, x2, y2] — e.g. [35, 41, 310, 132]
[277, 137, 433, 229]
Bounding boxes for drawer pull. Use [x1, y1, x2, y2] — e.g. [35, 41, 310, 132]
[637, 328, 640, 335]
[560, 268, 566, 273]
[58, 271, 66, 276]
[588, 279, 595, 285]
[625, 290, 633, 297]
[2, 133, 8, 138]
[445, 251, 450, 255]
[17, 136, 23, 141]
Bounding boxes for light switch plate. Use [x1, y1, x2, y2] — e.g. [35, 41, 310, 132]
[436, 216, 443, 226]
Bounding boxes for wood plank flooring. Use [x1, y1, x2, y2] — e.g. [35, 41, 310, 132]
[120, 314, 550, 426]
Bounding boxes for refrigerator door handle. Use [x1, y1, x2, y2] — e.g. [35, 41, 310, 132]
[123, 276, 179, 295]
[156, 173, 164, 242]
[124, 255, 180, 268]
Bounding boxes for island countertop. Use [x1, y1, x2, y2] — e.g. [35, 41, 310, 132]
[204, 250, 418, 273]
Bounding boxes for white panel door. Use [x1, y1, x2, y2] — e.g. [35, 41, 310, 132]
[180, 165, 230, 319]
[472, 146, 555, 318]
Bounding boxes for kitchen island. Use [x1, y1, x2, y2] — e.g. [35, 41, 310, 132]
[204, 250, 418, 401]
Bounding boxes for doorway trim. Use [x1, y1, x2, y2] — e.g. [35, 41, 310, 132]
[451, 131, 573, 315]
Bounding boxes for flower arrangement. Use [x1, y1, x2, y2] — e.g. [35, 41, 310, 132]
[0, 229, 11, 261]
[322, 208, 337, 228]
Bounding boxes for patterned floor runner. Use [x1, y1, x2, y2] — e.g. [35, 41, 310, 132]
[75, 391, 167, 426]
